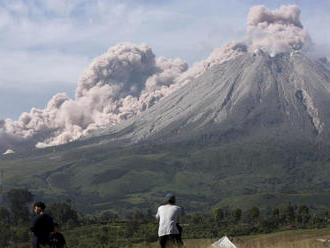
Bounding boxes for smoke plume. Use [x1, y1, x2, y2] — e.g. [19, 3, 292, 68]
[1, 43, 188, 149]
[246, 5, 311, 55]
[0, 5, 315, 151]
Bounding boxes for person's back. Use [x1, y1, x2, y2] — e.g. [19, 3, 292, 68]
[156, 204, 182, 236]
[30, 201, 54, 248]
[156, 193, 184, 248]
[31, 213, 54, 243]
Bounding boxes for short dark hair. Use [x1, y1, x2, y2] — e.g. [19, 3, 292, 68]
[34, 201, 46, 210]
[168, 197, 176, 204]
[165, 193, 176, 204]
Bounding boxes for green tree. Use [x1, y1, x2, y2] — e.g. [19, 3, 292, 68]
[280, 204, 296, 224]
[283, 204, 295, 224]
[0, 225, 11, 247]
[260, 217, 278, 233]
[214, 208, 224, 225]
[0, 206, 10, 225]
[191, 213, 204, 225]
[47, 202, 79, 226]
[272, 208, 280, 219]
[324, 210, 330, 224]
[296, 205, 311, 225]
[7, 188, 34, 223]
[247, 207, 260, 223]
[95, 226, 110, 247]
[232, 208, 242, 223]
[0, 206, 11, 247]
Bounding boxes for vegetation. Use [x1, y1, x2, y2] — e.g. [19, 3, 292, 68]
[2, 188, 330, 248]
[2, 137, 330, 215]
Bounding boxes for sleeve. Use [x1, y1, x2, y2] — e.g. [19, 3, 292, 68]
[155, 207, 160, 220]
[49, 216, 55, 233]
[61, 233, 66, 244]
[30, 216, 38, 232]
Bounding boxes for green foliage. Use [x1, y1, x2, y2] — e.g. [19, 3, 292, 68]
[7, 189, 33, 223]
[3, 137, 330, 215]
[232, 208, 242, 223]
[214, 208, 224, 225]
[296, 205, 311, 224]
[47, 202, 79, 227]
[3, 199, 330, 248]
[0, 206, 11, 225]
[0, 225, 11, 247]
[247, 207, 260, 223]
[283, 204, 295, 223]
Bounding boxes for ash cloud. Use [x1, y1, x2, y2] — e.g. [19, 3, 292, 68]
[246, 5, 311, 55]
[1, 43, 188, 149]
[0, 5, 316, 151]
[177, 4, 312, 86]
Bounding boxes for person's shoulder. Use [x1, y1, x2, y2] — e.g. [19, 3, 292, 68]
[173, 205, 183, 211]
[56, 232, 65, 239]
[158, 205, 166, 210]
[32, 214, 41, 222]
[42, 213, 53, 219]
[41, 213, 54, 223]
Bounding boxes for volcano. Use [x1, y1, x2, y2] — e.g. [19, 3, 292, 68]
[2, 50, 329, 214]
[108, 51, 330, 146]
[2, 5, 330, 214]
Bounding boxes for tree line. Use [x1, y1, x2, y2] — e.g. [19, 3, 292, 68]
[1, 188, 330, 248]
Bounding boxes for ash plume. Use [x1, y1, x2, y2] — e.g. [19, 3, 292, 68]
[1, 43, 188, 149]
[246, 5, 311, 55]
[0, 5, 317, 151]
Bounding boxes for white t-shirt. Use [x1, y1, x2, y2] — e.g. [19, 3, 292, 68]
[156, 204, 184, 237]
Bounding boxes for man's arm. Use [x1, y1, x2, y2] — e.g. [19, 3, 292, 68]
[30, 215, 38, 232]
[155, 207, 160, 220]
[48, 215, 55, 232]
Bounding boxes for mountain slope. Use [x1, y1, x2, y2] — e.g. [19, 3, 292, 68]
[109, 51, 330, 145]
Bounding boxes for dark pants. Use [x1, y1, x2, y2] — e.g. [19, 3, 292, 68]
[32, 236, 50, 248]
[159, 234, 183, 248]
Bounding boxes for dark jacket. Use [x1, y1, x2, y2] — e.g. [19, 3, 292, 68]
[50, 232, 66, 248]
[31, 213, 54, 245]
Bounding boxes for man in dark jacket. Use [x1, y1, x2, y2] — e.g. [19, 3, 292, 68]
[30, 201, 54, 248]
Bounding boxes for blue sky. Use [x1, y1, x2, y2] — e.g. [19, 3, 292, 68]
[0, 0, 329, 120]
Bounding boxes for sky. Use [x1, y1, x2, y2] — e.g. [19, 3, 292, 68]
[1, 0, 330, 120]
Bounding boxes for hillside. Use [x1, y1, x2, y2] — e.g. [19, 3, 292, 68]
[2, 130, 330, 214]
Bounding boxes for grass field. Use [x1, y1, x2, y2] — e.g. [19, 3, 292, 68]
[146, 228, 330, 248]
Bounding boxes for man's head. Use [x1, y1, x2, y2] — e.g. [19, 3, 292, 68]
[165, 193, 176, 204]
[53, 223, 59, 233]
[33, 201, 46, 215]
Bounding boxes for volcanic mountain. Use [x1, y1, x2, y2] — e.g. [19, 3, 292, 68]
[2, 5, 330, 214]
[3, 50, 330, 214]
[107, 50, 330, 146]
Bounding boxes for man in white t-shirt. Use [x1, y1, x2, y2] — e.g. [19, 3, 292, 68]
[156, 193, 184, 248]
